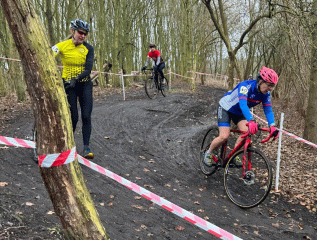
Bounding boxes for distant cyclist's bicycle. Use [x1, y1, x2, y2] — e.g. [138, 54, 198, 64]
[200, 126, 275, 208]
[143, 68, 169, 99]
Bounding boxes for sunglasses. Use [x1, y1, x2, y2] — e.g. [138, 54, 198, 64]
[77, 30, 88, 36]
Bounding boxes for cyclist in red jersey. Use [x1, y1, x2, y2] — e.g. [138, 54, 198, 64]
[142, 44, 165, 85]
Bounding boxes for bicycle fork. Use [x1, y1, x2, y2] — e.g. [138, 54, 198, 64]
[242, 138, 252, 178]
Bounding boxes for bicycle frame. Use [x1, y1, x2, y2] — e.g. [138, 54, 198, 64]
[143, 68, 164, 88]
[200, 126, 274, 208]
[215, 128, 270, 178]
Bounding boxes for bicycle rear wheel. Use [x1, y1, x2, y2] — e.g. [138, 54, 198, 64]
[145, 77, 158, 99]
[224, 147, 272, 208]
[161, 77, 169, 97]
[200, 128, 219, 176]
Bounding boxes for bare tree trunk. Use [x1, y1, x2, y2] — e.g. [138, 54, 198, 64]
[0, 1, 108, 239]
[103, 59, 112, 86]
[65, 0, 76, 29]
[228, 52, 235, 89]
[303, 0, 317, 143]
[244, 39, 255, 80]
[202, 0, 272, 89]
[44, 0, 55, 46]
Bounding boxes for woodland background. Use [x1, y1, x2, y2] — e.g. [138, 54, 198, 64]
[0, 1, 317, 237]
[0, 0, 316, 139]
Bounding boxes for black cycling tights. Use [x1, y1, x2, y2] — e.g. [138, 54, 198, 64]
[66, 81, 93, 146]
[155, 62, 165, 82]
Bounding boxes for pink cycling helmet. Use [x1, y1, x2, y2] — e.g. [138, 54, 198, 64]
[259, 66, 278, 84]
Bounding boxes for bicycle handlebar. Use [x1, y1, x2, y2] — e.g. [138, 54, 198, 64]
[260, 128, 275, 143]
[239, 126, 273, 143]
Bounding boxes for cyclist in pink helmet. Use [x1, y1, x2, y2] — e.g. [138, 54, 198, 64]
[260, 66, 278, 85]
[203, 66, 279, 167]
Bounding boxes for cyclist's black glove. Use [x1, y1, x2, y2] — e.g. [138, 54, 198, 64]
[141, 66, 146, 71]
[64, 77, 78, 90]
[153, 65, 158, 71]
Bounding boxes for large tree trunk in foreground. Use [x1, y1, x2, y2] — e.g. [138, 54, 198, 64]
[0, 1, 108, 239]
[303, 0, 317, 144]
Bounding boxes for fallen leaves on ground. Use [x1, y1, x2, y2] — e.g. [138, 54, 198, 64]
[175, 225, 185, 231]
[272, 222, 279, 227]
[0, 182, 9, 187]
[254, 100, 317, 212]
[131, 205, 143, 210]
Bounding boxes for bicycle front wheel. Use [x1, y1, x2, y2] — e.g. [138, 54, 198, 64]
[224, 148, 272, 208]
[145, 77, 158, 99]
[200, 127, 219, 176]
[161, 77, 169, 97]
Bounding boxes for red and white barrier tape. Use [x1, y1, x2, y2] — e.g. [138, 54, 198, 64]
[169, 71, 195, 80]
[252, 114, 317, 149]
[0, 134, 242, 239]
[0, 56, 158, 78]
[0, 136, 35, 149]
[0, 56, 21, 62]
[188, 71, 229, 78]
[188, 71, 216, 77]
[78, 155, 242, 240]
[0, 136, 77, 167]
[38, 147, 77, 168]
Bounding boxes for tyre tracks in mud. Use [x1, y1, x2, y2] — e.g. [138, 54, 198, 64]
[1, 87, 316, 239]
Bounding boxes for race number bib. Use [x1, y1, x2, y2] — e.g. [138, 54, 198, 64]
[52, 45, 59, 54]
[240, 86, 248, 95]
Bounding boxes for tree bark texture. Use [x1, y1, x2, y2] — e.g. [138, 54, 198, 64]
[303, 0, 317, 143]
[0, 0, 108, 239]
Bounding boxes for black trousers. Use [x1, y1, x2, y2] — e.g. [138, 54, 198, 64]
[66, 80, 93, 146]
[155, 62, 165, 82]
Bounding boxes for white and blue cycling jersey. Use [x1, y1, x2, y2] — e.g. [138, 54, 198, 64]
[219, 80, 275, 126]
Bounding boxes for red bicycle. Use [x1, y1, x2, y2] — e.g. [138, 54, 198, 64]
[200, 126, 274, 208]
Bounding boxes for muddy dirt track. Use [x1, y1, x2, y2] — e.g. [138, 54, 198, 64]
[0, 84, 316, 240]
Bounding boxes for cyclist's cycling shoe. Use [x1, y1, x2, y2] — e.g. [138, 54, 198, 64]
[203, 151, 215, 167]
[233, 156, 243, 167]
[83, 145, 94, 159]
